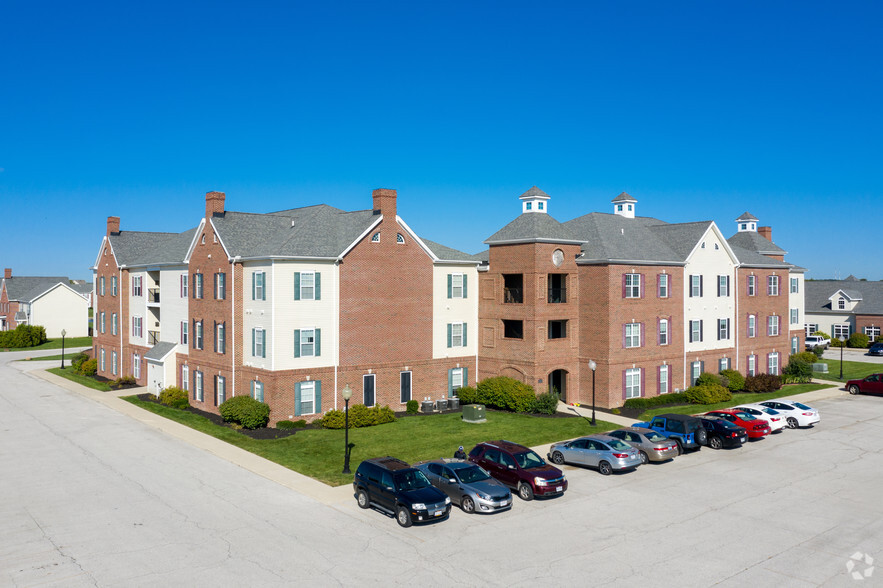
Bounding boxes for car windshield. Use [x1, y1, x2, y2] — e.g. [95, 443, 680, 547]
[643, 431, 667, 442]
[606, 439, 632, 451]
[455, 465, 491, 484]
[717, 420, 740, 430]
[762, 408, 780, 415]
[513, 450, 546, 469]
[394, 470, 432, 491]
[733, 412, 756, 420]
[790, 402, 812, 410]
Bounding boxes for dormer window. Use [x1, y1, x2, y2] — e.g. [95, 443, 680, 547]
[838, 298, 846, 310]
[628, 204, 632, 211]
[371, 232, 380, 243]
[741, 223, 747, 230]
[538, 202, 544, 210]
[617, 204, 623, 212]
[526, 202, 532, 211]
[396, 233, 405, 244]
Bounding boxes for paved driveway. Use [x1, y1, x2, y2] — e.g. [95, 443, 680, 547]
[1, 351, 881, 586]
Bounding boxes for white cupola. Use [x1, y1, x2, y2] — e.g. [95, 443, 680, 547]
[612, 192, 637, 218]
[735, 212, 759, 233]
[519, 186, 550, 214]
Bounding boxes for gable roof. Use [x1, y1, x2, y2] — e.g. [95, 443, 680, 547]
[805, 280, 883, 315]
[420, 239, 482, 262]
[109, 228, 197, 267]
[2, 276, 71, 302]
[563, 213, 682, 264]
[727, 244, 793, 269]
[727, 230, 787, 256]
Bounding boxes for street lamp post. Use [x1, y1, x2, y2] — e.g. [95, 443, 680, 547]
[588, 360, 597, 426]
[839, 336, 845, 380]
[60, 329, 67, 369]
[342, 384, 353, 474]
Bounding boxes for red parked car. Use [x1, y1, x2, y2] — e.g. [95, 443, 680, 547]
[846, 373, 883, 396]
[704, 410, 772, 439]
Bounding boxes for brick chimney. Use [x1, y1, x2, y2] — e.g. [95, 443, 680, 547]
[372, 188, 397, 219]
[758, 226, 772, 242]
[107, 216, 120, 235]
[206, 191, 226, 217]
[4, 268, 11, 279]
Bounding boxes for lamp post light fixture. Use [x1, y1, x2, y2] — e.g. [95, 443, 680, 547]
[60, 329, 67, 369]
[588, 360, 597, 426]
[839, 336, 846, 380]
[342, 384, 353, 474]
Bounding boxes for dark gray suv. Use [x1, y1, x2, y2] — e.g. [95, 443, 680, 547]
[353, 457, 451, 527]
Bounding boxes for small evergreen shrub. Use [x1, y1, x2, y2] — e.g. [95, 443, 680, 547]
[744, 373, 783, 393]
[719, 369, 745, 392]
[848, 333, 870, 348]
[685, 383, 732, 404]
[531, 391, 560, 415]
[79, 358, 97, 376]
[276, 420, 306, 430]
[782, 359, 812, 383]
[319, 404, 398, 429]
[110, 375, 137, 388]
[456, 386, 478, 405]
[623, 392, 690, 410]
[811, 330, 831, 340]
[696, 372, 725, 387]
[476, 376, 536, 413]
[219, 395, 270, 429]
[70, 352, 90, 372]
[811, 345, 825, 358]
[405, 400, 419, 414]
[158, 386, 190, 409]
[790, 351, 818, 365]
[831, 338, 846, 348]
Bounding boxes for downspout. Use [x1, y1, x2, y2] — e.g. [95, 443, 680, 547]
[231, 258, 237, 396]
[334, 260, 339, 411]
[119, 266, 124, 375]
[734, 267, 739, 372]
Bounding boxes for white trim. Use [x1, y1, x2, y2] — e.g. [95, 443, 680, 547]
[183, 218, 207, 263]
[338, 216, 384, 260]
[208, 218, 232, 260]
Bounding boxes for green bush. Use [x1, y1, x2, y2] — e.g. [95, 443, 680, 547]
[110, 375, 136, 388]
[405, 400, 419, 414]
[719, 369, 745, 392]
[0, 324, 48, 348]
[685, 383, 732, 404]
[622, 392, 689, 410]
[783, 359, 812, 378]
[158, 386, 190, 409]
[744, 373, 783, 393]
[319, 404, 398, 429]
[831, 338, 846, 348]
[456, 386, 478, 405]
[79, 358, 97, 376]
[811, 345, 825, 358]
[476, 376, 536, 413]
[531, 391, 560, 415]
[276, 420, 306, 430]
[219, 395, 270, 429]
[812, 330, 831, 340]
[70, 352, 89, 372]
[848, 333, 870, 348]
[697, 372, 725, 387]
[790, 351, 818, 365]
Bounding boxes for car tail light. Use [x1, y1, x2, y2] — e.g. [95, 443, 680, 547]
[802, 412, 813, 416]
[771, 418, 781, 422]
[729, 432, 737, 437]
[612, 453, 629, 459]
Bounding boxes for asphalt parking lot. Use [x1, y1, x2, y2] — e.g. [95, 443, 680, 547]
[2, 352, 882, 586]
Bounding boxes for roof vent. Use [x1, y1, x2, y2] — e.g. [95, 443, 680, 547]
[291, 219, 295, 227]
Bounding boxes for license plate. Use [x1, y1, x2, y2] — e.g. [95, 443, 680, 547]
[556, 486, 563, 492]
[500, 499, 509, 506]
[740, 437, 746, 443]
[433, 510, 443, 517]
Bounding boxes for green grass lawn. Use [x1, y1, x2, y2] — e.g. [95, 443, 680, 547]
[121, 396, 617, 487]
[1, 336, 92, 352]
[19, 353, 81, 362]
[47, 367, 112, 391]
[815, 358, 881, 382]
[636, 383, 830, 421]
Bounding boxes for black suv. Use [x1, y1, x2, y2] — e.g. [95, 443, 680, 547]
[353, 457, 451, 527]
[698, 416, 748, 449]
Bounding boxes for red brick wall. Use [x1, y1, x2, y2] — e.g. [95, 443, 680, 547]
[94, 238, 128, 380]
[855, 315, 883, 341]
[736, 268, 791, 373]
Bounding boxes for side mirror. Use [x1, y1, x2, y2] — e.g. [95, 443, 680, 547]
[448, 478, 456, 484]
[385, 486, 394, 492]
[507, 464, 515, 470]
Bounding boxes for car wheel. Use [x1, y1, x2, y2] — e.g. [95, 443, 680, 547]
[639, 451, 649, 465]
[674, 439, 684, 455]
[787, 417, 799, 429]
[708, 435, 723, 450]
[461, 496, 475, 514]
[695, 428, 708, 446]
[849, 385, 860, 395]
[356, 489, 369, 509]
[517, 482, 534, 501]
[396, 506, 413, 527]
[551, 451, 565, 465]
[598, 461, 613, 476]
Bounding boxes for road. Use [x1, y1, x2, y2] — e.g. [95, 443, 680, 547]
[1, 349, 881, 586]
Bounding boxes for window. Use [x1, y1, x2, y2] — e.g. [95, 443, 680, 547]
[526, 202, 532, 210]
[658, 365, 669, 394]
[133, 316, 142, 338]
[111, 313, 118, 335]
[790, 277, 799, 293]
[768, 315, 780, 336]
[363, 374, 375, 407]
[538, 202, 544, 210]
[658, 319, 669, 345]
[624, 323, 641, 348]
[253, 328, 266, 358]
[748, 315, 756, 338]
[768, 353, 779, 376]
[805, 324, 818, 337]
[371, 232, 380, 243]
[194, 273, 203, 299]
[99, 276, 105, 296]
[450, 368, 465, 397]
[833, 324, 850, 340]
[132, 276, 143, 297]
[658, 274, 669, 298]
[181, 274, 188, 298]
[448, 323, 466, 347]
[624, 273, 641, 298]
[215, 375, 226, 405]
[548, 273, 566, 303]
[624, 368, 641, 399]
[400, 371, 412, 403]
[689, 320, 703, 343]
[181, 321, 188, 345]
[449, 273, 466, 299]
[503, 320, 523, 339]
[548, 320, 567, 340]
[396, 233, 405, 244]
[719, 358, 729, 372]
[864, 326, 881, 341]
[100, 312, 106, 333]
[99, 348, 105, 371]
[111, 276, 117, 296]
[503, 274, 523, 303]
[214, 272, 226, 300]
[747, 355, 756, 377]
[194, 370, 203, 402]
[767, 275, 779, 296]
[741, 223, 747, 230]
[690, 275, 703, 298]
[838, 298, 846, 310]
[215, 322, 226, 354]
[252, 380, 264, 402]
[791, 337, 799, 355]
[181, 365, 189, 391]
[295, 381, 319, 415]
[690, 361, 702, 386]
[194, 320, 204, 350]
[111, 351, 117, 376]
[718, 276, 730, 297]
[790, 308, 799, 325]
[295, 328, 320, 357]
[718, 318, 730, 340]
[747, 275, 756, 296]
[295, 272, 320, 301]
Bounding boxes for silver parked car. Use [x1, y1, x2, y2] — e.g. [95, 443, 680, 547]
[414, 459, 513, 514]
[547, 434, 642, 475]
[606, 427, 679, 464]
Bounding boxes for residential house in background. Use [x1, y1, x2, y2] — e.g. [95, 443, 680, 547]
[0, 268, 91, 337]
[804, 277, 883, 342]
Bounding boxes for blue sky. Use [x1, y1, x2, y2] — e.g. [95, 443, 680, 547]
[2, 1, 881, 281]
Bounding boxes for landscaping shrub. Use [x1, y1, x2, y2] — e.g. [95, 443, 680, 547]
[831, 338, 845, 348]
[70, 352, 90, 372]
[158, 386, 190, 409]
[0, 324, 47, 348]
[276, 420, 306, 430]
[719, 369, 745, 392]
[790, 351, 818, 365]
[811, 330, 831, 340]
[79, 358, 97, 376]
[696, 372, 725, 387]
[319, 404, 398, 429]
[455, 386, 478, 405]
[531, 391, 560, 415]
[811, 345, 825, 358]
[219, 395, 270, 429]
[848, 333, 870, 348]
[782, 359, 812, 384]
[744, 373, 783, 393]
[476, 376, 536, 413]
[405, 400, 419, 414]
[622, 392, 690, 410]
[110, 375, 137, 388]
[685, 383, 732, 404]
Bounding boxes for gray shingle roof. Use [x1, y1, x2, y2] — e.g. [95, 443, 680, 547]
[520, 186, 550, 199]
[145, 341, 177, 361]
[420, 239, 481, 262]
[611, 192, 636, 203]
[841, 289, 863, 300]
[727, 231, 786, 255]
[110, 228, 197, 267]
[3, 276, 70, 302]
[805, 280, 883, 315]
[562, 213, 684, 264]
[485, 213, 586, 245]
[70, 283, 93, 297]
[727, 244, 792, 268]
[735, 212, 759, 222]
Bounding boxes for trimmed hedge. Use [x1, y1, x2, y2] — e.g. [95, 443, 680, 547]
[456, 386, 478, 405]
[276, 420, 307, 430]
[790, 351, 818, 365]
[79, 358, 97, 376]
[623, 392, 689, 410]
[719, 369, 745, 392]
[848, 333, 870, 348]
[0, 324, 47, 348]
[405, 400, 419, 414]
[319, 404, 397, 429]
[219, 395, 270, 429]
[158, 386, 190, 409]
[685, 383, 732, 404]
[531, 392, 560, 415]
[744, 373, 783, 393]
[476, 376, 536, 413]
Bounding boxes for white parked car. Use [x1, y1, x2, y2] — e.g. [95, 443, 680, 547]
[805, 335, 830, 349]
[734, 404, 787, 433]
[758, 400, 821, 428]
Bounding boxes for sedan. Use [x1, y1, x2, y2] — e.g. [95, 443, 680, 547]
[414, 459, 512, 514]
[607, 427, 679, 464]
[868, 343, 883, 357]
[548, 435, 642, 475]
[734, 404, 787, 433]
[846, 373, 883, 396]
[697, 416, 748, 449]
[704, 410, 771, 439]
[759, 400, 821, 428]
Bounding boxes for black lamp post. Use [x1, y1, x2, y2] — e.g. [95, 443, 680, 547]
[588, 360, 597, 426]
[60, 329, 67, 369]
[342, 384, 353, 474]
[839, 336, 845, 380]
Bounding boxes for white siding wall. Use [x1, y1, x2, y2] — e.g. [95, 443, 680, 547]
[273, 261, 338, 370]
[804, 313, 854, 338]
[684, 227, 737, 353]
[129, 270, 147, 347]
[432, 265, 479, 359]
[30, 286, 90, 337]
[788, 272, 805, 329]
[160, 267, 189, 353]
[242, 262, 273, 370]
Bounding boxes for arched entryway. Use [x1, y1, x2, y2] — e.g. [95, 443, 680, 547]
[501, 366, 527, 382]
[548, 369, 568, 403]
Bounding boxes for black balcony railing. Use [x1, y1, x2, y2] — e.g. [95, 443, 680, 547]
[548, 287, 567, 303]
[148, 288, 160, 303]
[504, 288, 523, 304]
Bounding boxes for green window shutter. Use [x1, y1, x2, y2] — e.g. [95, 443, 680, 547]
[250, 380, 255, 399]
[294, 383, 302, 417]
[463, 367, 468, 387]
[447, 324, 452, 348]
[251, 329, 255, 357]
[294, 273, 300, 300]
[294, 330, 301, 358]
[261, 272, 267, 300]
[463, 275, 468, 298]
[315, 381, 322, 414]
[447, 274, 452, 298]
[261, 329, 266, 358]
[251, 273, 255, 300]
[315, 273, 321, 300]
[463, 322, 467, 347]
[315, 329, 321, 356]
[448, 369, 453, 397]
